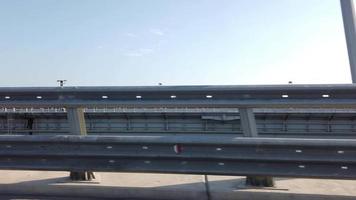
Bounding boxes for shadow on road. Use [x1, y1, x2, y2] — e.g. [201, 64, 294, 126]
[0, 175, 354, 200]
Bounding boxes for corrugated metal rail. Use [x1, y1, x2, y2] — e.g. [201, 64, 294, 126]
[0, 135, 355, 179]
[0, 84, 356, 108]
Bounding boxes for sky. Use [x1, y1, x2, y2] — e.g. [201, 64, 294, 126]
[0, 0, 353, 86]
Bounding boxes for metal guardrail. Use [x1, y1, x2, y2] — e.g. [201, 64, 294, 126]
[0, 84, 355, 179]
[0, 134, 355, 179]
[1, 84, 356, 108]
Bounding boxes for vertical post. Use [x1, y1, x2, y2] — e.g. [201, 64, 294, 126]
[341, 0, 356, 83]
[67, 107, 87, 135]
[26, 118, 34, 135]
[239, 108, 258, 137]
[239, 108, 274, 187]
[6, 113, 13, 135]
[66, 107, 95, 181]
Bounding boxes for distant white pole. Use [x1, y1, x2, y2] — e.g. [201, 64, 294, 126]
[341, 0, 356, 83]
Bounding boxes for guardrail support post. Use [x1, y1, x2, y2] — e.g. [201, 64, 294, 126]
[67, 107, 95, 181]
[239, 108, 258, 137]
[67, 107, 87, 135]
[26, 117, 34, 135]
[240, 108, 274, 187]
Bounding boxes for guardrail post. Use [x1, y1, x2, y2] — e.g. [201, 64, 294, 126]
[239, 108, 258, 137]
[6, 113, 13, 135]
[67, 107, 87, 135]
[239, 108, 274, 187]
[26, 117, 34, 135]
[66, 107, 95, 181]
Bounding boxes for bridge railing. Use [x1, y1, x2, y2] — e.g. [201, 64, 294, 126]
[0, 84, 355, 180]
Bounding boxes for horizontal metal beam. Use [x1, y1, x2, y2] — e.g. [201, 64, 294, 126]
[0, 84, 355, 108]
[1, 157, 354, 179]
[0, 135, 355, 179]
[2, 135, 356, 146]
[2, 99, 356, 109]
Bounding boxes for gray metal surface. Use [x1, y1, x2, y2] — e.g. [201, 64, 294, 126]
[1, 112, 356, 138]
[0, 135, 354, 179]
[0, 84, 356, 108]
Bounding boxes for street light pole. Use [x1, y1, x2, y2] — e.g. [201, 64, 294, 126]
[341, 0, 356, 83]
[57, 80, 67, 87]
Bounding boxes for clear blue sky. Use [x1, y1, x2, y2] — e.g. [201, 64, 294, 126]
[0, 0, 352, 86]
